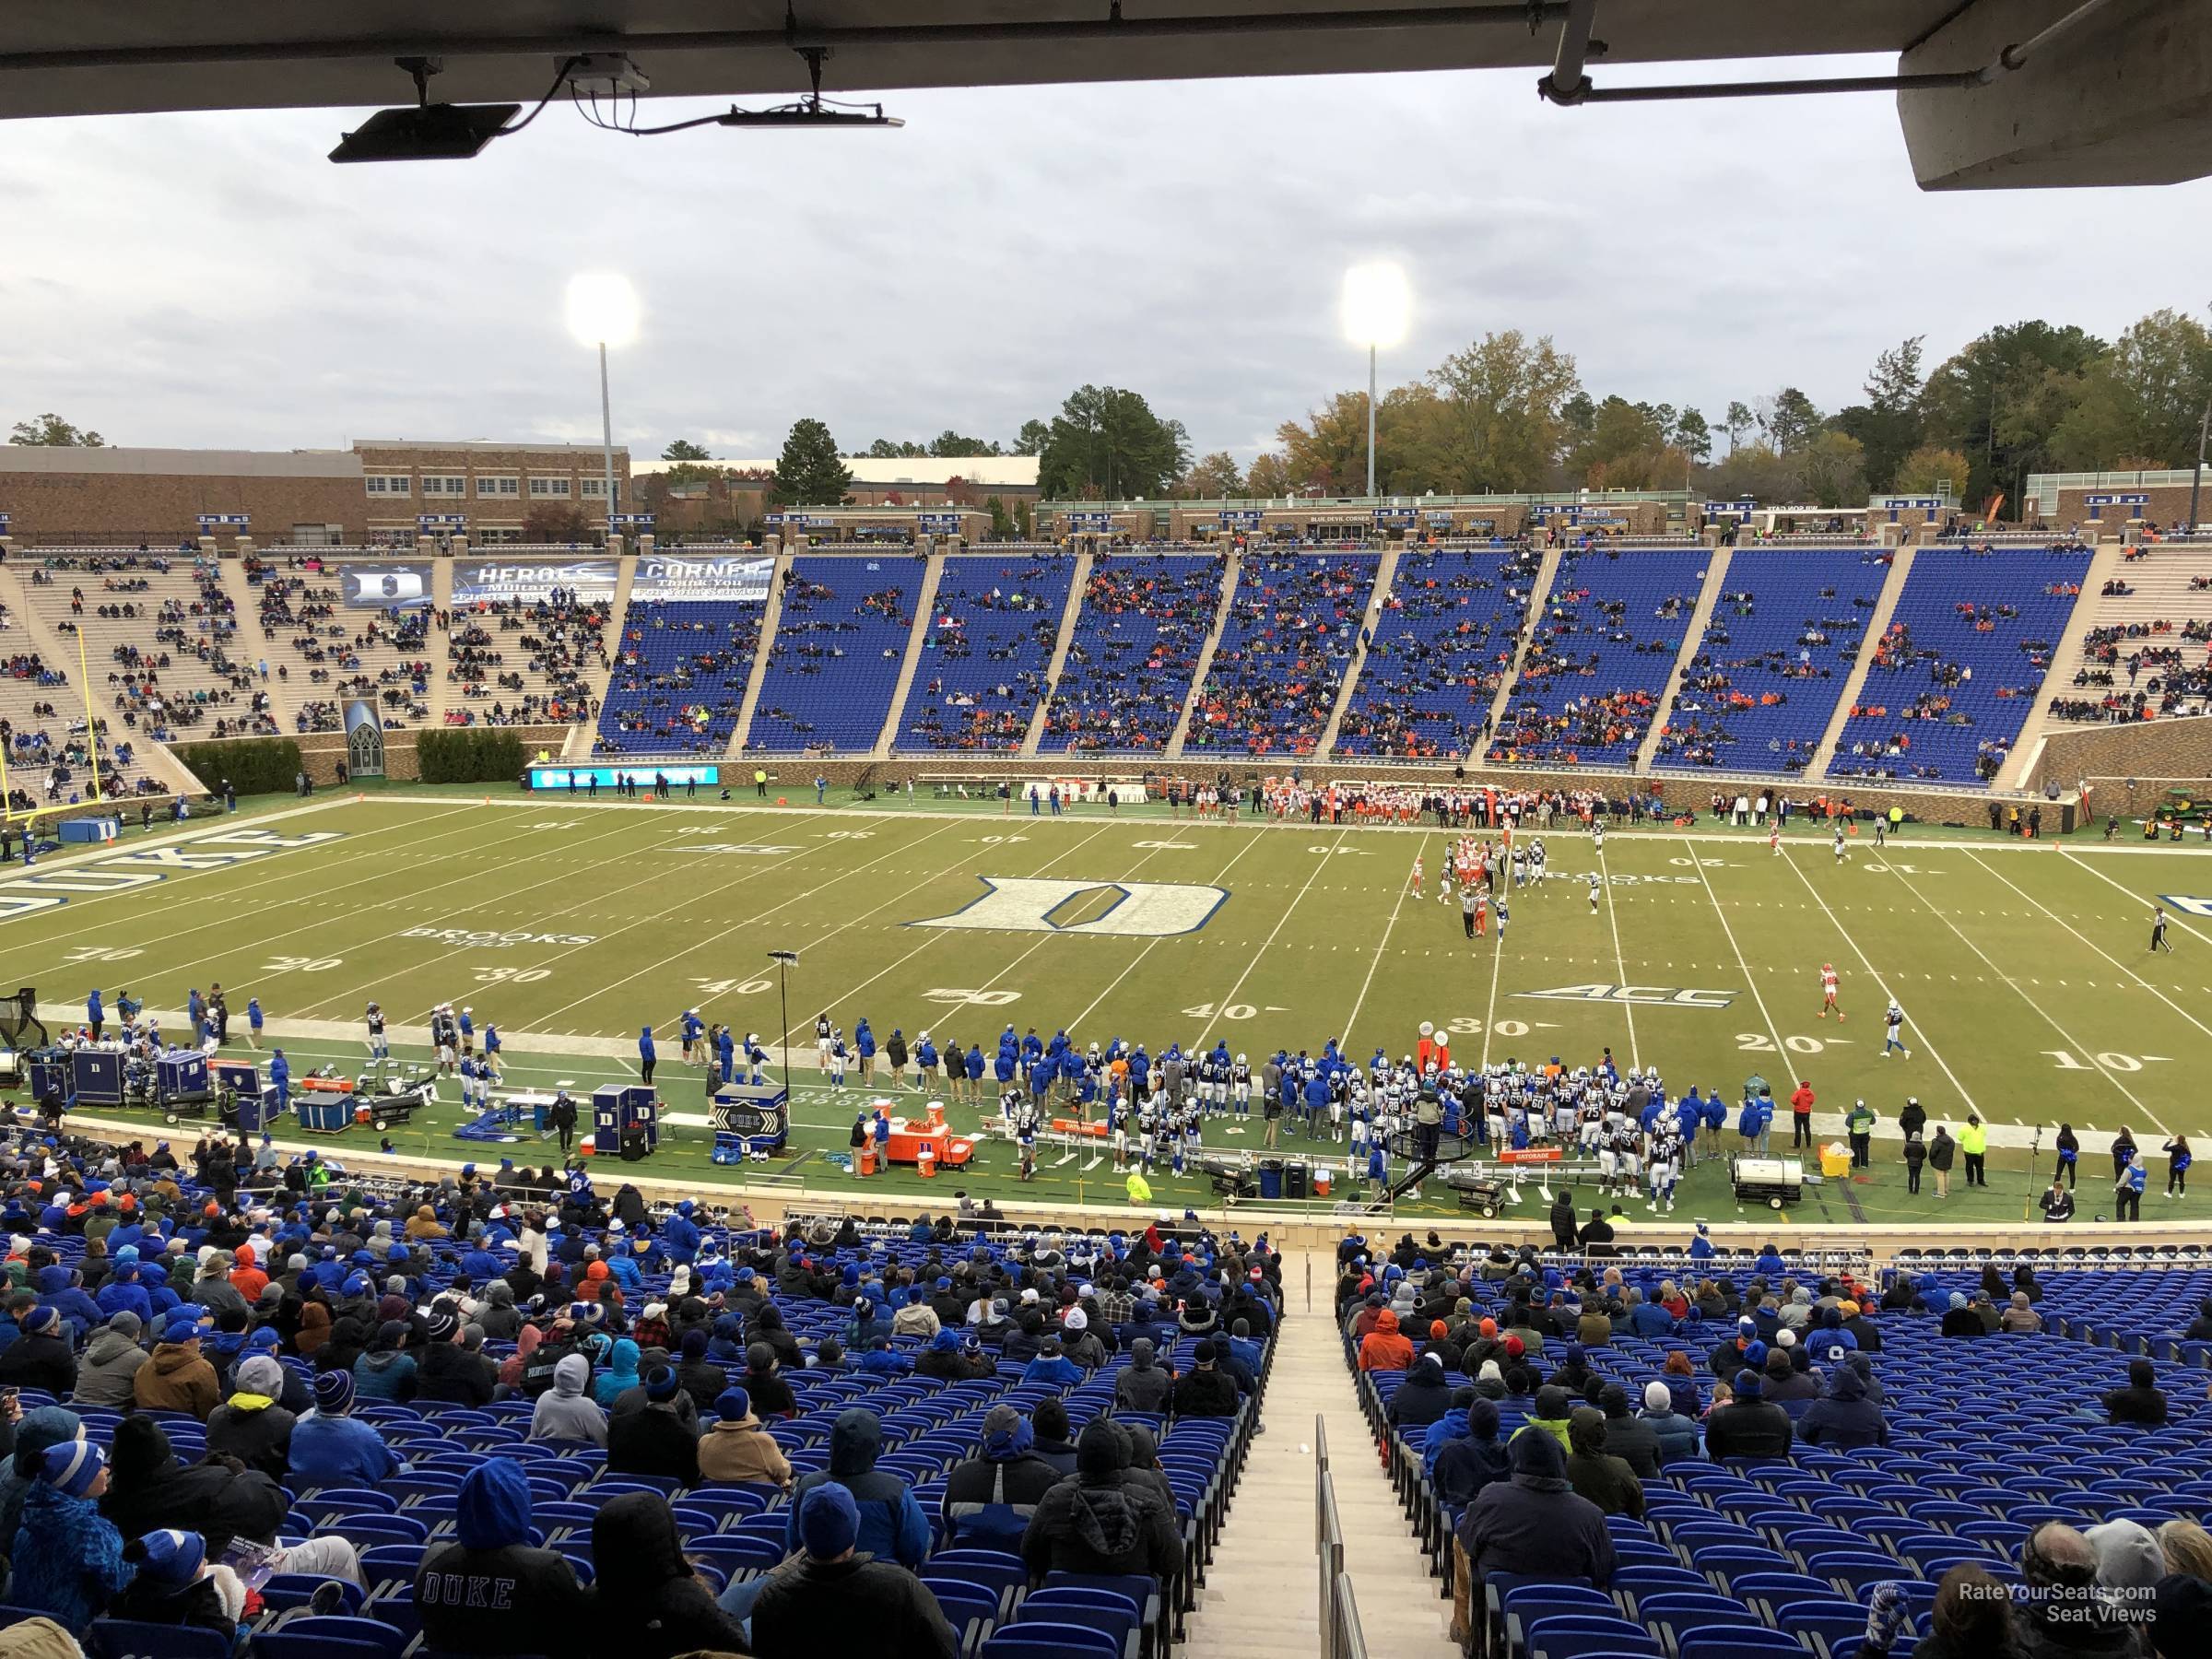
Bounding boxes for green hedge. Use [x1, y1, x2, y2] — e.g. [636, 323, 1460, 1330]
[175, 737, 303, 797]
[416, 728, 526, 784]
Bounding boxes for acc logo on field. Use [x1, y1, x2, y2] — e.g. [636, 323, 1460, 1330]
[1516, 983, 1737, 1009]
[911, 877, 1228, 936]
[2159, 896, 2212, 917]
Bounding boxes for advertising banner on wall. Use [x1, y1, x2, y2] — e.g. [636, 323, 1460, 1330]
[340, 563, 436, 609]
[629, 553, 772, 602]
[452, 558, 619, 606]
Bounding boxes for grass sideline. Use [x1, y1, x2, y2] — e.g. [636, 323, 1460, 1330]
[10, 789, 2211, 1225]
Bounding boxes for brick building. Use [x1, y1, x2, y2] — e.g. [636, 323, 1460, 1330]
[0, 439, 634, 547]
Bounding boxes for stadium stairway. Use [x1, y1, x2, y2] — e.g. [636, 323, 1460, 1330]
[1632, 546, 1733, 772]
[872, 549, 947, 757]
[721, 547, 793, 759]
[1805, 546, 1915, 782]
[1019, 547, 1097, 757]
[1995, 538, 2132, 791]
[1316, 544, 1404, 759]
[1163, 549, 1242, 759]
[1184, 1250, 1458, 1659]
[1469, 547, 1561, 765]
[421, 558, 459, 725]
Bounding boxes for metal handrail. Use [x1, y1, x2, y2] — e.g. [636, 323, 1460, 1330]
[1328, 1570, 1369, 1659]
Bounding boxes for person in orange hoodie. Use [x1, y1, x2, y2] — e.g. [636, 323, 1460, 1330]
[1359, 1309, 1414, 1371]
[227, 1243, 269, 1304]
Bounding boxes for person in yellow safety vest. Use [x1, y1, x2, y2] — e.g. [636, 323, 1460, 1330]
[1959, 1115, 1988, 1189]
[1125, 1171, 1152, 1206]
[754, 769, 769, 798]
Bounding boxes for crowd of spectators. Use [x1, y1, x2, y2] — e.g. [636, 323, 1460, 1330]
[1040, 553, 1224, 753]
[1334, 547, 1541, 759]
[444, 588, 609, 728]
[1185, 551, 1378, 756]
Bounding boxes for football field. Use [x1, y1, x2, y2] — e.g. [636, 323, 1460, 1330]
[8, 787, 2212, 1229]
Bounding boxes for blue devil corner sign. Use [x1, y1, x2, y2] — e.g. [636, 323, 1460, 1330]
[912, 877, 1228, 935]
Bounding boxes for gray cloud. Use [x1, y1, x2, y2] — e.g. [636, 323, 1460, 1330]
[4, 61, 2208, 463]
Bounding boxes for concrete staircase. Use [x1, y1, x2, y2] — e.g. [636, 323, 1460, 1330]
[561, 552, 639, 760]
[1996, 538, 2137, 791]
[1468, 547, 1561, 765]
[1633, 546, 1732, 771]
[873, 550, 947, 757]
[1165, 549, 1242, 759]
[1183, 1249, 1458, 1659]
[722, 549, 793, 759]
[422, 559, 458, 726]
[1019, 549, 1095, 758]
[1805, 547, 1916, 782]
[1316, 546, 1402, 759]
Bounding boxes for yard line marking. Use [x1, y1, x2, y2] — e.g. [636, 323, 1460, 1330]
[1341, 831, 1429, 1046]
[526, 814, 975, 1038]
[806, 819, 1139, 1036]
[1884, 858, 2167, 1133]
[7, 801, 488, 969]
[1971, 847, 2212, 1061]
[1593, 835, 1639, 1069]
[91, 804, 664, 1008]
[1678, 839, 1790, 1072]
[1479, 888, 1512, 1071]
[1069, 830, 1267, 1039]
[1196, 825, 1353, 1050]
[2058, 848, 2212, 949]
[1774, 848, 1977, 1114]
[289, 811, 839, 1020]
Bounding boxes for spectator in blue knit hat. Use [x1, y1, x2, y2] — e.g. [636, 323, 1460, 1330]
[699, 1386, 793, 1488]
[750, 1483, 957, 1659]
[115, 1527, 245, 1638]
[606, 1366, 696, 1486]
[10, 1439, 128, 1633]
[288, 1368, 402, 1487]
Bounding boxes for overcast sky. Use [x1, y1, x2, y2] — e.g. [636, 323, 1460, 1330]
[5, 55, 2209, 465]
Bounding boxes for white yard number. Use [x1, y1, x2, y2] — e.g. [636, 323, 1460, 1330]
[973, 835, 1030, 845]
[1865, 863, 1923, 876]
[821, 831, 874, 841]
[1182, 1002, 1256, 1020]
[528, 820, 582, 830]
[1445, 1017, 1526, 1036]
[1306, 846, 1368, 855]
[1738, 1032, 1826, 1053]
[263, 955, 342, 973]
[2044, 1049, 2163, 1072]
[64, 946, 142, 963]
[473, 965, 551, 984]
[693, 978, 772, 996]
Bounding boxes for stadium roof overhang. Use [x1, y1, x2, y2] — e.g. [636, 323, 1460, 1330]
[4, 0, 2206, 188]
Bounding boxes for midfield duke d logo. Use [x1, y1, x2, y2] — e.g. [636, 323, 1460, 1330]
[911, 877, 1228, 936]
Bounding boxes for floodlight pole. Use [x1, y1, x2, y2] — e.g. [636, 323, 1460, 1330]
[597, 340, 618, 549]
[768, 949, 800, 1079]
[2189, 394, 2210, 535]
[1366, 342, 1379, 499]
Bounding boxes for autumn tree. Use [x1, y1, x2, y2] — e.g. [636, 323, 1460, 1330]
[8, 413, 104, 447]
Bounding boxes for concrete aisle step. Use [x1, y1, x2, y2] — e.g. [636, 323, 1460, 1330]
[1184, 1249, 1457, 1659]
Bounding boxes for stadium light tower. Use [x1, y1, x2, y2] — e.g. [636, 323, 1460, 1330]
[1342, 262, 1411, 499]
[564, 273, 641, 547]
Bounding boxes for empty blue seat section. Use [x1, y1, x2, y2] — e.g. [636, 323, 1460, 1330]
[1335, 545, 1539, 760]
[1653, 547, 1885, 774]
[747, 556, 918, 752]
[1040, 553, 1224, 753]
[895, 554, 1074, 751]
[1488, 547, 1709, 767]
[1829, 545, 2091, 785]
[594, 599, 760, 755]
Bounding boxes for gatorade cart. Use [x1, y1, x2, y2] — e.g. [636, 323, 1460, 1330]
[874, 1100, 976, 1171]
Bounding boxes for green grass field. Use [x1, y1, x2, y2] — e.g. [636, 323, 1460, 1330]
[9, 787, 2212, 1229]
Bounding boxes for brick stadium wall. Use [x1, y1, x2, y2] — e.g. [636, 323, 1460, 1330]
[2024, 715, 2212, 814]
[2054, 486, 2205, 532]
[0, 471, 366, 545]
